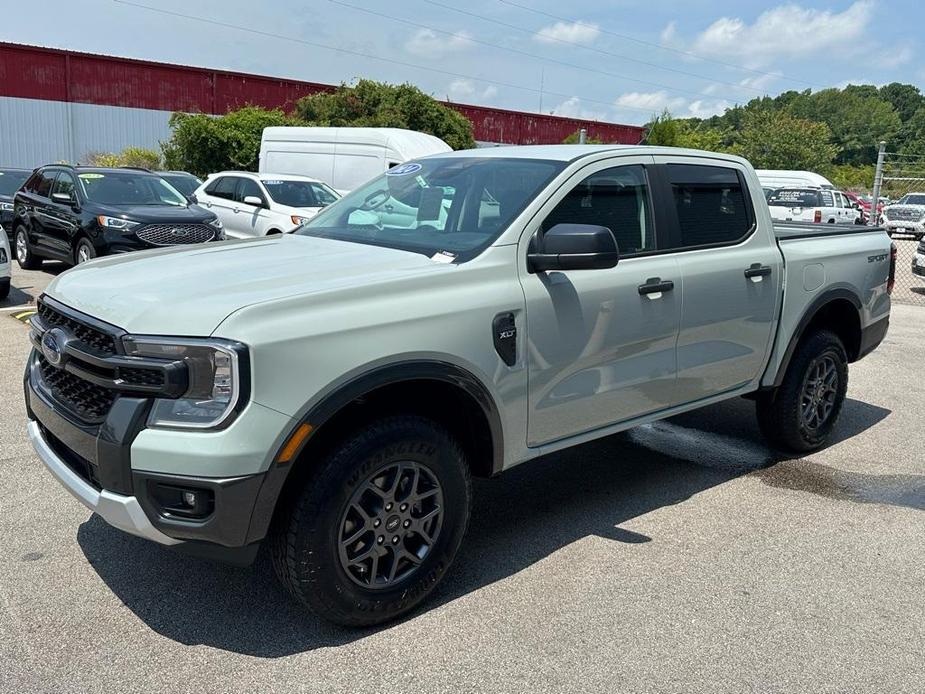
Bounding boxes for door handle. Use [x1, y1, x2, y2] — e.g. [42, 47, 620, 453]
[637, 278, 675, 295]
[744, 264, 772, 278]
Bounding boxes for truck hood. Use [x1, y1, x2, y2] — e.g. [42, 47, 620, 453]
[45, 235, 449, 335]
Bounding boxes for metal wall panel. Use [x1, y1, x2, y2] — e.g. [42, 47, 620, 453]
[0, 96, 171, 168]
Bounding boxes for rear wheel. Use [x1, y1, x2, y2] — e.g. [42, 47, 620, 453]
[271, 415, 471, 627]
[74, 238, 96, 265]
[14, 228, 42, 270]
[756, 330, 848, 452]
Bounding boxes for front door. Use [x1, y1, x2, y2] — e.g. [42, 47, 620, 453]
[44, 172, 81, 259]
[521, 158, 682, 447]
[655, 159, 781, 404]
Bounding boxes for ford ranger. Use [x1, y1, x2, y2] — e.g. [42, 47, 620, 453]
[24, 146, 894, 626]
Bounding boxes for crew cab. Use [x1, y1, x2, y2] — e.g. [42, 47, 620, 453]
[24, 147, 893, 627]
[767, 187, 860, 224]
[880, 192, 925, 239]
[194, 172, 340, 238]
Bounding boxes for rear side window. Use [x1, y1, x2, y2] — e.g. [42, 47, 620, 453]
[34, 170, 56, 198]
[542, 164, 655, 255]
[668, 164, 752, 247]
[206, 176, 238, 200]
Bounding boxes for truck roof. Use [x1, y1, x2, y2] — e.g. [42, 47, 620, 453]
[425, 144, 752, 165]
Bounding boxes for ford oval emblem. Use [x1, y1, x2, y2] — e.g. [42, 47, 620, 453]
[171, 228, 189, 237]
[41, 328, 69, 368]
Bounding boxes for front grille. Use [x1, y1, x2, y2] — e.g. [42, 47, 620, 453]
[885, 207, 924, 222]
[37, 301, 116, 355]
[117, 366, 165, 388]
[136, 224, 215, 246]
[38, 355, 115, 423]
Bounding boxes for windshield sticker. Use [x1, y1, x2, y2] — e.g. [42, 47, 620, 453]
[386, 162, 422, 176]
[262, 180, 284, 185]
[431, 250, 457, 264]
[78, 173, 105, 179]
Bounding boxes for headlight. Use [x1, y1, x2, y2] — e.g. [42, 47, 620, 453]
[0, 202, 13, 212]
[207, 217, 223, 230]
[122, 336, 247, 429]
[97, 215, 139, 230]
[291, 215, 311, 225]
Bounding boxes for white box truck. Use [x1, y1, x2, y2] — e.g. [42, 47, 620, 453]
[259, 127, 451, 193]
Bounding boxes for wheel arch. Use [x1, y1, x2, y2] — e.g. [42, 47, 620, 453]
[770, 288, 862, 389]
[245, 360, 504, 544]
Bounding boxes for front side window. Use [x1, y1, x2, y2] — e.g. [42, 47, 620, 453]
[262, 179, 340, 208]
[541, 164, 655, 255]
[668, 164, 752, 248]
[0, 169, 29, 195]
[77, 172, 187, 206]
[52, 172, 77, 198]
[298, 157, 565, 261]
[236, 178, 264, 204]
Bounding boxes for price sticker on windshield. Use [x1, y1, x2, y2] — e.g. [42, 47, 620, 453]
[386, 162, 422, 176]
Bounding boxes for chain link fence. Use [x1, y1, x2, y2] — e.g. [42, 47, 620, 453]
[875, 149, 925, 306]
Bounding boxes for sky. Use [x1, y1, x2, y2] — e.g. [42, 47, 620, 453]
[2, 0, 923, 125]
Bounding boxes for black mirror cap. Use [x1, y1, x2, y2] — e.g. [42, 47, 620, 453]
[527, 223, 619, 273]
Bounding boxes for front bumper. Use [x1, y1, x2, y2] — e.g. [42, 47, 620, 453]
[913, 254, 925, 278]
[883, 219, 925, 234]
[27, 419, 181, 545]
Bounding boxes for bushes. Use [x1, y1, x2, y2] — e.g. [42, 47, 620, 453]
[84, 147, 163, 169]
[161, 106, 298, 177]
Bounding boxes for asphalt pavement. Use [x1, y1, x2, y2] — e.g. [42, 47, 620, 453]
[0, 263, 922, 693]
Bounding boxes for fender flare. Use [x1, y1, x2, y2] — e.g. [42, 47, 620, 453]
[769, 287, 862, 389]
[244, 360, 504, 544]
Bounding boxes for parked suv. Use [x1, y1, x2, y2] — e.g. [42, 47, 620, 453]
[194, 172, 340, 238]
[158, 171, 203, 199]
[880, 192, 925, 239]
[12, 166, 224, 268]
[1, 167, 31, 241]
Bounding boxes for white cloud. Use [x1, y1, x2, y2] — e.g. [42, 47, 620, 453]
[614, 90, 685, 112]
[534, 21, 600, 45]
[406, 28, 472, 58]
[876, 44, 913, 68]
[448, 79, 498, 102]
[689, 1, 873, 68]
[550, 96, 607, 121]
[738, 72, 781, 92]
[685, 99, 733, 119]
[659, 21, 679, 47]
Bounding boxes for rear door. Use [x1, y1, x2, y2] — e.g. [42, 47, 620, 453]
[201, 176, 241, 236]
[522, 156, 682, 446]
[25, 170, 58, 256]
[654, 158, 781, 404]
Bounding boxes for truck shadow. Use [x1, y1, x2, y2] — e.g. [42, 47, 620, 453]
[77, 397, 894, 657]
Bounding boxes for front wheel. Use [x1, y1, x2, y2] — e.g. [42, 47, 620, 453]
[756, 330, 848, 452]
[74, 238, 96, 265]
[15, 228, 42, 270]
[271, 416, 472, 627]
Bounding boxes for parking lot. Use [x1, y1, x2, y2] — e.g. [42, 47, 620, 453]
[0, 262, 921, 693]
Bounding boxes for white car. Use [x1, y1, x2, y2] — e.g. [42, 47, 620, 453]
[766, 187, 859, 225]
[194, 172, 340, 238]
[0, 231, 10, 300]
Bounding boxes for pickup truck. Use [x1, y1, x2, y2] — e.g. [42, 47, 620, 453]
[766, 187, 860, 225]
[880, 192, 925, 239]
[24, 146, 894, 627]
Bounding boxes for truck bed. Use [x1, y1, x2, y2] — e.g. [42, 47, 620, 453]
[773, 221, 887, 240]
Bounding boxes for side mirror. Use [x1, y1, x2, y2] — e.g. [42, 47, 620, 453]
[527, 223, 619, 273]
[51, 192, 76, 206]
[188, 194, 198, 204]
[243, 195, 264, 207]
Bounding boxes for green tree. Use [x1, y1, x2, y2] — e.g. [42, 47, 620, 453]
[161, 106, 299, 176]
[786, 88, 900, 165]
[879, 82, 925, 122]
[561, 130, 603, 144]
[84, 147, 163, 169]
[731, 109, 839, 171]
[295, 80, 475, 150]
[643, 109, 680, 146]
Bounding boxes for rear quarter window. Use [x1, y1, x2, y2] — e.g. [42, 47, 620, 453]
[667, 164, 753, 248]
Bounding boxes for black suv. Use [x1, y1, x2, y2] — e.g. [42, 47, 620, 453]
[1, 167, 32, 241]
[12, 165, 224, 268]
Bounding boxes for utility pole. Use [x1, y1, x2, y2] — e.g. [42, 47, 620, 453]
[870, 141, 886, 226]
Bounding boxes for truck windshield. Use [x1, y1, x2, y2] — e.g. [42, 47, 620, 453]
[262, 179, 340, 208]
[897, 194, 925, 205]
[78, 172, 188, 206]
[767, 189, 821, 207]
[0, 169, 29, 195]
[297, 158, 565, 261]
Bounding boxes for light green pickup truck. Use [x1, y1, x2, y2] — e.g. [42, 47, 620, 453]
[25, 146, 893, 626]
